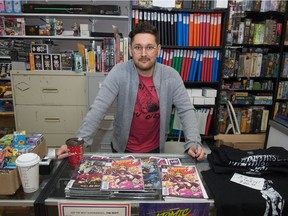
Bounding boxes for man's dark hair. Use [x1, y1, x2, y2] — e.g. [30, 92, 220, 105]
[129, 21, 159, 44]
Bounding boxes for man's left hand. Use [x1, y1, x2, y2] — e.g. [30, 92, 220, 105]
[188, 145, 205, 161]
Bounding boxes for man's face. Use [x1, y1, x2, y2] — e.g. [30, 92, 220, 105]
[129, 33, 160, 75]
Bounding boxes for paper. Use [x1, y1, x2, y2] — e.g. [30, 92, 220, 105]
[153, 0, 175, 8]
[230, 173, 265, 191]
[58, 203, 130, 216]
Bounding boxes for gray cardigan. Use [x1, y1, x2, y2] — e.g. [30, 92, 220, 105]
[76, 59, 201, 152]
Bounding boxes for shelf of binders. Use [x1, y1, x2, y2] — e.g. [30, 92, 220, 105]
[131, 6, 226, 47]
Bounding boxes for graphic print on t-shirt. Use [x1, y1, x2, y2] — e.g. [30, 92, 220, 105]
[136, 82, 159, 115]
[126, 75, 160, 153]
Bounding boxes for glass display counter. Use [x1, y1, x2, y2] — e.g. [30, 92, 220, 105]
[0, 160, 59, 216]
[40, 153, 214, 216]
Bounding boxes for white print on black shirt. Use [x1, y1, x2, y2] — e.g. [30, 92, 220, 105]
[261, 180, 284, 216]
[228, 155, 288, 174]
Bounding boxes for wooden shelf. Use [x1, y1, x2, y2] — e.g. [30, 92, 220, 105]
[0, 111, 14, 116]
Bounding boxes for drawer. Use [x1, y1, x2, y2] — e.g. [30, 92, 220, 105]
[15, 105, 87, 133]
[12, 74, 87, 105]
[90, 117, 114, 152]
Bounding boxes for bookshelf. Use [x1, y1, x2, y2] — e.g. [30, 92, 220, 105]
[274, 15, 288, 126]
[0, 1, 130, 71]
[1, 1, 131, 148]
[221, 0, 288, 135]
[131, 4, 229, 142]
[0, 56, 14, 137]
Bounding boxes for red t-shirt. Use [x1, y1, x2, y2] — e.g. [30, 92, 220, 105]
[126, 74, 160, 153]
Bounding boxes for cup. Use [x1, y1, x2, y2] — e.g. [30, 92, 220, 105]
[15, 153, 40, 193]
[66, 137, 84, 167]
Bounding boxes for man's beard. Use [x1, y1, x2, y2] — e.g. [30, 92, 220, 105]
[135, 57, 155, 71]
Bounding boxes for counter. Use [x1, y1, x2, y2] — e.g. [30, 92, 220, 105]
[0, 159, 60, 216]
[42, 153, 214, 216]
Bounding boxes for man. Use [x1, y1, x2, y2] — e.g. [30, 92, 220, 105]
[57, 21, 205, 161]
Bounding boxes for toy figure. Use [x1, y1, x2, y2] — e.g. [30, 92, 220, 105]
[55, 20, 64, 35]
[72, 22, 79, 36]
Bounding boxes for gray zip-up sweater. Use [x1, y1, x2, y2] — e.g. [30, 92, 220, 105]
[76, 59, 201, 152]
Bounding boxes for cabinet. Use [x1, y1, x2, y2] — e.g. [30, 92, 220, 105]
[0, 1, 130, 67]
[131, 4, 228, 142]
[11, 70, 87, 148]
[274, 4, 288, 126]
[87, 73, 116, 153]
[220, 1, 287, 135]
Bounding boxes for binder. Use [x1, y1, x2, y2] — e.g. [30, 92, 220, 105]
[160, 12, 165, 45]
[188, 13, 194, 46]
[170, 14, 175, 46]
[180, 50, 187, 80]
[162, 49, 167, 65]
[185, 50, 193, 81]
[168, 49, 173, 67]
[205, 13, 211, 46]
[188, 50, 197, 81]
[199, 13, 203, 46]
[201, 50, 207, 81]
[167, 13, 171, 45]
[158, 49, 164, 64]
[177, 13, 183, 46]
[197, 50, 203, 81]
[177, 49, 184, 74]
[214, 51, 220, 81]
[212, 50, 217, 81]
[216, 13, 222, 46]
[174, 13, 178, 46]
[205, 108, 214, 135]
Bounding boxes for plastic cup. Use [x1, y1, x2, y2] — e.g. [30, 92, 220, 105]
[15, 153, 40, 193]
[66, 137, 84, 167]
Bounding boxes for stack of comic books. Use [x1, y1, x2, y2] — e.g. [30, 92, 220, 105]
[64, 156, 111, 199]
[111, 157, 161, 199]
[65, 156, 162, 200]
[102, 157, 161, 200]
[161, 165, 208, 200]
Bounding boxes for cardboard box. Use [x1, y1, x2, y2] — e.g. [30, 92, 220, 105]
[214, 134, 266, 150]
[202, 87, 217, 97]
[0, 139, 47, 195]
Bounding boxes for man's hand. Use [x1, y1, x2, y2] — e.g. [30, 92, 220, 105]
[188, 145, 205, 161]
[56, 144, 69, 160]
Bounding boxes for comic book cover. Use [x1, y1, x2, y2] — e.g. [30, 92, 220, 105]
[101, 158, 144, 191]
[68, 156, 108, 190]
[141, 158, 161, 189]
[161, 165, 208, 199]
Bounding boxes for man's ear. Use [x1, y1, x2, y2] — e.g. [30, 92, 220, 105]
[128, 45, 132, 57]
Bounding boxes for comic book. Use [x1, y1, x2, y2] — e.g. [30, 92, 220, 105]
[141, 158, 161, 189]
[161, 165, 208, 199]
[101, 158, 144, 191]
[65, 156, 110, 198]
